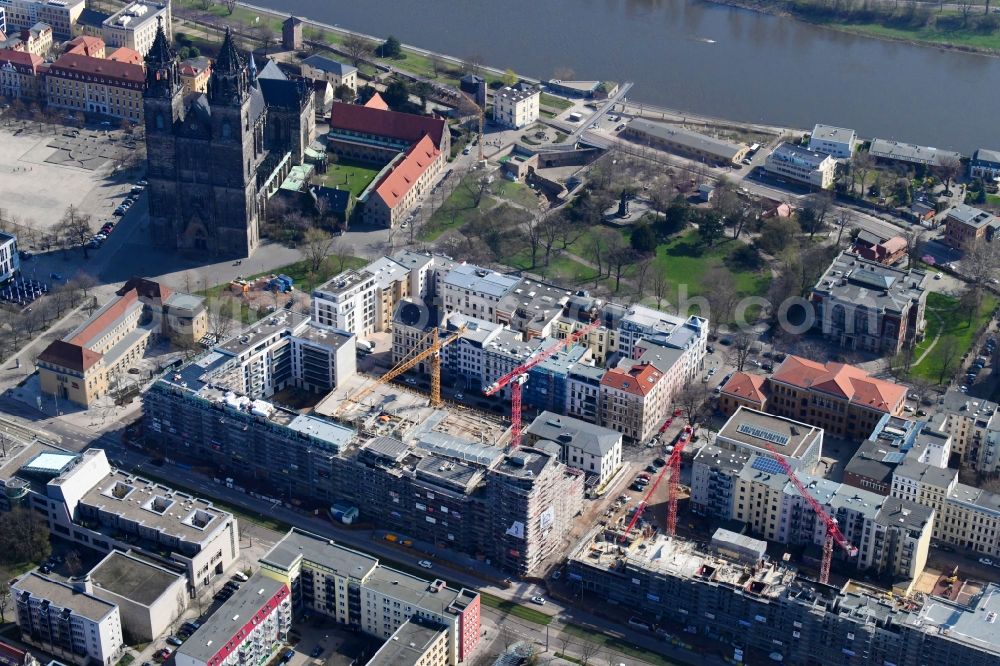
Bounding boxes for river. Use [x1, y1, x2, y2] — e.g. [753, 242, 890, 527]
[246, 0, 1000, 153]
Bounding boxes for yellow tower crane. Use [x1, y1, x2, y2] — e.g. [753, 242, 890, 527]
[336, 325, 467, 416]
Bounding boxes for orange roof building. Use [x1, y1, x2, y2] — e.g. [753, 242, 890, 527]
[599, 362, 670, 442]
[65, 35, 105, 58]
[719, 355, 906, 440]
[107, 46, 143, 65]
[326, 100, 450, 228]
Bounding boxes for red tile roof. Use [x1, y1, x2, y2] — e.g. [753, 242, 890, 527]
[721, 371, 767, 403]
[117, 277, 171, 302]
[38, 340, 102, 372]
[48, 52, 144, 84]
[601, 362, 663, 397]
[372, 135, 439, 210]
[328, 101, 445, 146]
[364, 92, 388, 110]
[107, 47, 142, 65]
[65, 35, 105, 57]
[771, 355, 905, 412]
[67, 289, 139, 348]
[0, 47, 42, 72]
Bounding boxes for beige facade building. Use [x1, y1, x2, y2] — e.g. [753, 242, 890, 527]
[44, 51, 145, 122]
[0, 0, 84, 39]
[367, 619, 450, 666]
[764, 142, 837, 189]
[37, 278, 206, 408]
[0, 47, 41, 99]
[599, 361, 669, 443]
[0, 21, 51, 55]
[178, 55, 209, 93]
[300, 53, 357, 91]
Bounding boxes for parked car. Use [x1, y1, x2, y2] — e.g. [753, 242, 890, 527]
[418, 560, 433, 569]
[280, 650, 295, 663]
[530, 596, 546, 605]
[166, 636, 183, 646]
[980, 557, 994, 566]
[232, 571, 249, 582]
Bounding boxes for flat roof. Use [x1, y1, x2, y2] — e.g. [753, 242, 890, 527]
[21, 452, 78, 476]
[811, 124, 856, 143]
[89, 550, 184, 606]
[365, 619, 446, 666]
[216, 310, 311, 356]
[717, 407, 822, 460]
[363, 566, 466, 615]
[869, 138, 963, 166]
[813, 251, 927, 315]
[768, 142, 832, 168]
[494, 86, 539, 103]
[444, 264, 518, 299]
[626, 119, 745, 160]
[525, 411, 620, 457]
[260, 528, 378, 579]
[914, 583, 1000, 655]
[13, 573, 116, 623]
[179, 574, 287, 664]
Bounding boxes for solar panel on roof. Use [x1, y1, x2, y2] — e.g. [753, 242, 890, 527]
[736, 422, 790, 447]
[751, 457, 785, 475]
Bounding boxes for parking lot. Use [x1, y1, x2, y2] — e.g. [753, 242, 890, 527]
[0, 125, 137, 244]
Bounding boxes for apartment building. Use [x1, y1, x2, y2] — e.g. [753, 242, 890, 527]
[567, 528, 1000, 666]
[0, 6, 5, 32]
[599, 361, 668, 443]
[622, 119, 749, 166]
[100, 1, 169, 56]
[44, 50, 145, 122]
[0, 0, 84, 39]
[258, 528, 481, 665]
[37, 279, 206, 407]
[12, 573, 123, 666]
[0, 231, 19, 282]
[523, 411, 623, 488]
[300, 54, 357, 90]
[938, 484, 1000, 559]
[0, 48, 42, 100]
[522, 344, 592, 415]
[615, 304, 708, 379]
[764, 142, 837, 189]
[491, 86, 539, 129]
[367, 618, 450, 666]
[844, 416, 952, 495]
[943, 204, 999, 249]
[486, 447, 585, 575]
[720, 355, 907, 440]
[312, 269, 377, 337]
[890, 458, 958, 538]
[441, 264, 518, 321]
[174, 574, 290, 666]
[18, 449, 240, 590]
[0, 21, 51, 55]
[810, 251, 929, 355]
[808, 124, 858, 159]
[927, 390, 998, 465]
[714, 407, 824, 470]
[496, 277, 571, 340]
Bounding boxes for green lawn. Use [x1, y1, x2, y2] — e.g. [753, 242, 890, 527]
[540, 93, 573, 110]
[490, 179, 542, 209]
[987, 194, 1000, 208]
[911, 291, 998, 382]
[479, 592, 553, 625]
[421, 174, 498, 240]
[653, 230, 771, 300]
[505, 249, 600, 284]
[319, 159, 383, 197]
[826, 15, 1000, 51]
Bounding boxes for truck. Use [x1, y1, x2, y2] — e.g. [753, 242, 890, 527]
[568, 112, 583, 123]
[329, 503, 359, 524]
[356, 339, 374, 354]
[267, 274, 295, 293]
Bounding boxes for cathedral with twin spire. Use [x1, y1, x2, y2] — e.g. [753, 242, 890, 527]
[143, 22, 315, 257]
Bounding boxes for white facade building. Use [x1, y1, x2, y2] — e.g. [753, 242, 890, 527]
[101, 0, 170, 56]
[312, 269, 377, 337]
[764, 142, 838, 189]
[492, 86, 540, 129]
[808, 124, 858, 159]
[441, 264, 518, 321]
[523, 411, 623, 487]
[0, 231, 19, 282]
[13, 572, 124, 666]
[0, 0, 84, 38]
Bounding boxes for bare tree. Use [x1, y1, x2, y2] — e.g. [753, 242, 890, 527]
[461, 54, 484, 77]
[331, 241, 353, 272]
[704, 266, 739, 334]
[578, 640, 601, 666]
[936, 336, 962, 385]
[0, 576, 9, 624]
[675, 382, 711, 426]
[65, 550, 83, 577]
[343, 34, 373, 66]
[901, 226, 923, 267]
[207, 295, 239, 343]
[852, 150, 874, 198]
[935, 155, 963, 194]
[301, 228, 334, 273]
[429, 54, 446, 78]
[58, 204, 93, 258]
[727, 330, 757, 373]
[608, 247, 636, 293]
[524, 217, 543, 269]
[459, 170, 491, 208]
[222, 0, 236, 14]
[632, 257, 653, 304]
[651, 265, 670, 310]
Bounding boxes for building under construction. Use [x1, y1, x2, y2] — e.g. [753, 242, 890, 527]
[567, 527, 1000, 666]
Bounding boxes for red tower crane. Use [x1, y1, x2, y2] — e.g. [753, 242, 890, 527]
[621, 421, 692, 542]
[483, 319, 600, 449]
[761, 442, 859, 584]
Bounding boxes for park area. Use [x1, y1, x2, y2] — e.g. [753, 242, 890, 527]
[910, 291, 998, 383]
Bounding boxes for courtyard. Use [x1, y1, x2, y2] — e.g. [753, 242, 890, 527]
[317, 159, 384, 197]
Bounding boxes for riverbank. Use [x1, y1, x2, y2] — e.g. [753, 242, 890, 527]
[702, 0, 1000, 55]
